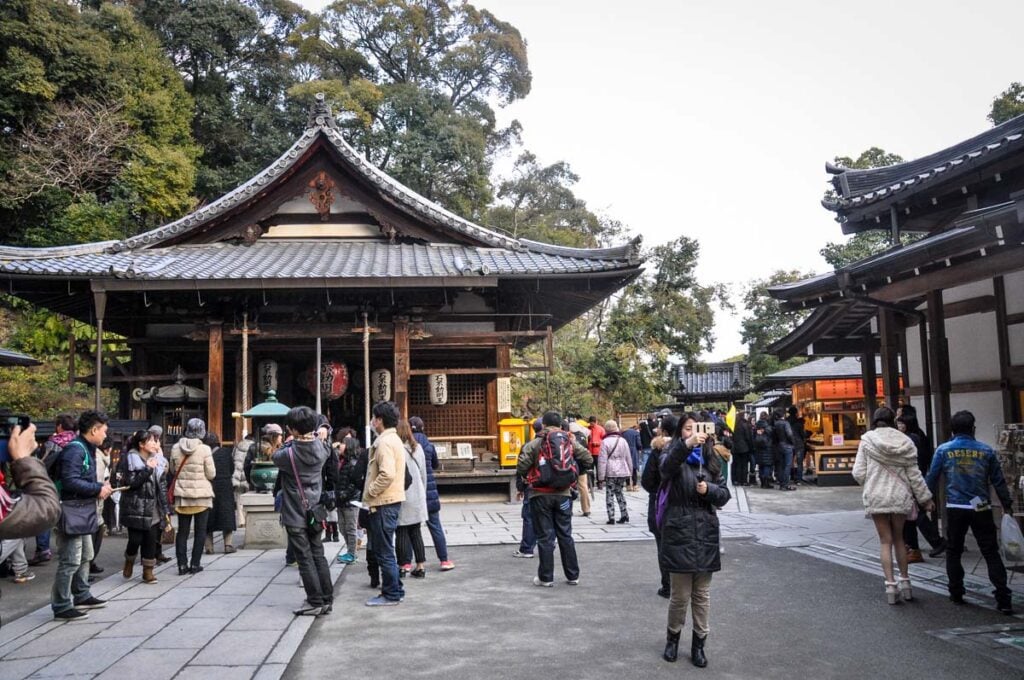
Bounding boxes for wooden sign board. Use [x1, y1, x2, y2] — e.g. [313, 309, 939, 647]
[497, 377, 512, 413]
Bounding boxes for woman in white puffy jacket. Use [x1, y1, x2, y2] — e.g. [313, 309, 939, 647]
[852, 406, 934, 604]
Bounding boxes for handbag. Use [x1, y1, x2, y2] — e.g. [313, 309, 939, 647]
[160, 515, 176, 545]
[59, 498, 99, 536]
[288, 447, 328, 528]
[166, 456, 188, 506]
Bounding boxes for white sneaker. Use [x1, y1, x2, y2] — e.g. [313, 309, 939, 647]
[533, 576, 554, 587]
[512, 550, 535, 559]
[566, 579, 579, 586]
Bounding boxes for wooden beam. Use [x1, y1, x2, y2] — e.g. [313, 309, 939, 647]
[994, 277, 1016, 422]
[927, 290, 951, 442]
[872, 247, 1024, 302]
[878, 310, 901, 408]
[908, 380, 1003, 396]
[862, 349, 878, 425]
[67, 320, 76, 388]
[807, 337, 880, 356]
[208, 323, 224, 441]
[80, 371, 207, 384]
[93, 290, 106, 411]
[408, 366, 550, 376]
[1008, 312, 1024, 326]
[916, 316, 934, 442]
[393, 318, 409, 418]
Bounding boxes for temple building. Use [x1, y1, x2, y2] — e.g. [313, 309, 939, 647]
[769, 113, 1024, 444]
[0, 96, 643, 454]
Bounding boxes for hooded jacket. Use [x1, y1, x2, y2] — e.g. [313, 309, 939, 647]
[598, 433, 633, 480]
[272, 437, 330, 529]
[170, 437, 215, 509]
[852, 427, 932, 515]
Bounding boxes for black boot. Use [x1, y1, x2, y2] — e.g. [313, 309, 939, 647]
[691, 631, 707, 668]
[663, 628, 680, 662]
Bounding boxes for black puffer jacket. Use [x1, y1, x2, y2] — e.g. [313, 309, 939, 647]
[335, 437, 366, 505]
[120, 451, 168, 530]
[658, 439, 730, 574]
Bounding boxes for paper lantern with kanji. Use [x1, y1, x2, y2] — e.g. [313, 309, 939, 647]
[301, 361, 349, 400]
[257, 359, 278, 395]
[371, 368, 392, 403]
[429, 373, 448, 405]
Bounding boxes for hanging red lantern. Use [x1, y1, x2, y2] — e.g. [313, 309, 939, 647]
[302, 360, 349, 400]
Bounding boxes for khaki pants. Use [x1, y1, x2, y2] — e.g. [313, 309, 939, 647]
[577, 473, 591, 515]
[668, 571, 712, 636]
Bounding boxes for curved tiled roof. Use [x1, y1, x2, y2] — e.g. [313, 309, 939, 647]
[823, 113, 1024, 213]
[0, 240, 635, 281]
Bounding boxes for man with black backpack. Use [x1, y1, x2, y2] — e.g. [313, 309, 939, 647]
[517, 411, 593, 587]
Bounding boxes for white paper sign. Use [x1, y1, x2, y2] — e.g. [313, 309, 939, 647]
[497, 377, 512, 413]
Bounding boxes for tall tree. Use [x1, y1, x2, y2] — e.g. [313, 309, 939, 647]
[989, 82, 1024, 126]
[740, 269, 811, 381]
[0, 1, 198, 246]
[292, 0, 531, 218]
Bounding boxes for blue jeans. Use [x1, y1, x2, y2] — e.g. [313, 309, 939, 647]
[36, 530, 51, 554]
[777, 446, 794, 487]
[51, 530, 94, 614]
[425, 510, 448, 562]
[529, 494, 579, 583]
[519, 492, 536, 554]
[367, 502, 403, 601]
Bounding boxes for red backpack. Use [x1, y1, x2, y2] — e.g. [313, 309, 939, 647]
[526, 430, 578, 491]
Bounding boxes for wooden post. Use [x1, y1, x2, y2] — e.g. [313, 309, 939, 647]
[393, 317, 409, 418]
[878, 310, 901, 408]
[994, 276, 1015, 422]
[67, 319, 76, 388]
[862, 349, 877, 425]
[915, 316, 934, 443]
[927, 290, 951, 443]
[485, 345, 510, 450]
[93, 290, 106, 411]
[208, 322, 224, 441]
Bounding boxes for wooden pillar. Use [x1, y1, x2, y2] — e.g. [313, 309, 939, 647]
[393, 317, 409, 418]
[927, 290, 951, 443]
[916, 314, 934, 445]
[878, 310, 901, 408]
[67, 319, 76, 388]
[862, 348, 877, 425]
[234, 349, 245, 444]
[994, 276, 1015, 422]
[485, 345, 510, 450]
[208, 322, 224, 441]
[93, 290, 106, 411]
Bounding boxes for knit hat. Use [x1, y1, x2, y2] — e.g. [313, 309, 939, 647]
[604, 420, 619, 433]
[262, 423, 283, 436]
[147, 425, 163, 437]
[184, 418, 206, 439]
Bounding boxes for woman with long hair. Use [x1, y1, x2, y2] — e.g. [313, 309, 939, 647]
[852, 406, 934, 604]
[120, 430, 168, 584]
[333, 427, 365, 564]
[395, 419, 428, 578]
[641, 414, 678, 599]
[659, 414, 730, 668]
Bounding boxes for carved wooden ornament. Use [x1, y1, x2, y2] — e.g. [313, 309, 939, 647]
[308, 170, 336, 221]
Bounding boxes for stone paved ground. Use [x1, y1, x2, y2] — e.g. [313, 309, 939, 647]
[1, 479, 1021, 679]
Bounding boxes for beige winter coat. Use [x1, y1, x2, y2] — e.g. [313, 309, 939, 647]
[170, 438, 216, 510]
[363, 428, 406, 509]
[852, 427, 932, 515]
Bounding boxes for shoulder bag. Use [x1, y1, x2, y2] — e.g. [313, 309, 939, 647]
[166, 456, 188, 506]
[880, 463, 919, 521]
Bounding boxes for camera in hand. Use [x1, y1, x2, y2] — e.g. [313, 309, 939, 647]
[693, 422, 715, 436]
[0, 413, 32, 463]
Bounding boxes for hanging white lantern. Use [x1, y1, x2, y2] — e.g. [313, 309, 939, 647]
[429, 373, 448, 406]
[371, 368, 391, 403]
[257, 359, 278, 395]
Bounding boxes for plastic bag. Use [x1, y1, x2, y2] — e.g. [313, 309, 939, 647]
[1001, 513, 1024, 562]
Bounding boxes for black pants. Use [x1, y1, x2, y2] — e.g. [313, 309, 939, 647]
[654, 531, 669, 591]
[286, 525, 334, 607]
[396, 523, 425, 565]
[91, 526, 104, 563]
[126, 526, 158, 560]
[946, 508, 1009, 601]
[902, 509, 942, 551]
[530, 494, 579, 583]
[175, 510, 209, 569]
[731, 453, 750, 485]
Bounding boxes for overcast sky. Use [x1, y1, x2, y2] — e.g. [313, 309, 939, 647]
[298, 0, 1024, 360]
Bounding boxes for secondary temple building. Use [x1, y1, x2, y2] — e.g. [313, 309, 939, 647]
[0, 96, 643, 453]
[769, 113, 1024, 445]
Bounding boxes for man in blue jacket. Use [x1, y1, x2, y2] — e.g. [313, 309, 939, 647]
[926, 410, 1014, 614]
[408, 417, 454, 571]
[51, 410, 113, 621]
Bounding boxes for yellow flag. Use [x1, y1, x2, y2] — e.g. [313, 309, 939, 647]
[725, 405, 737, 432]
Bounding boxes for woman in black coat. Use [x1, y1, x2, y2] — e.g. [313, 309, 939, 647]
[204, 434, 238, 554]
[658, 414, 730, 668]
[641, 414, 678, 599]
[120, 430, 168, 584]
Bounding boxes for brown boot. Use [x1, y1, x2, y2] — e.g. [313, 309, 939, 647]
[142, 559, 158, 584]
[906, 548, 924, 564]
[123, 555, 134, 579]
